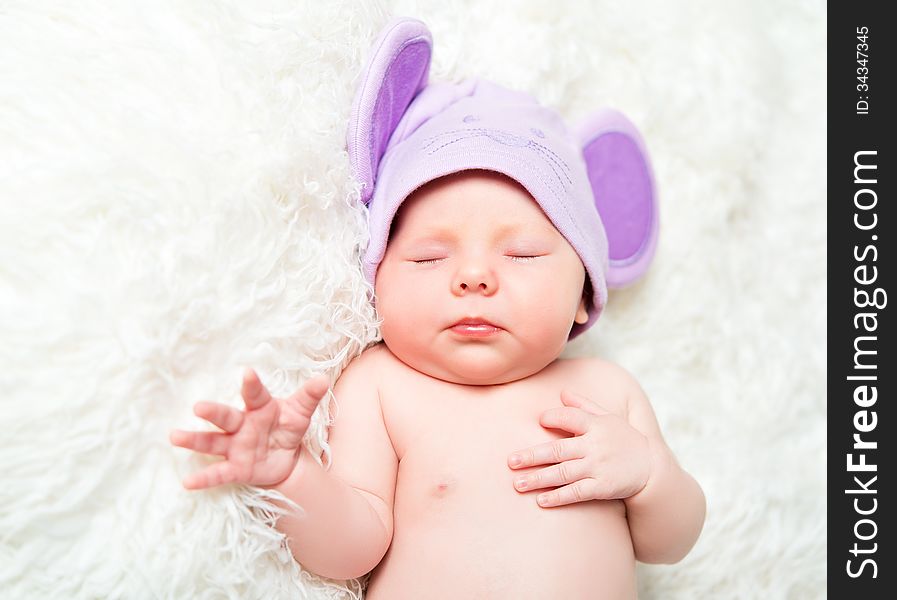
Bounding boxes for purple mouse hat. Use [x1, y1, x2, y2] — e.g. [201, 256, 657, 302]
[346, 17, 658, 339]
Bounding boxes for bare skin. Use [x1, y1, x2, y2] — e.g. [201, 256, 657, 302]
[170, 171, 705, 597]
[357, 343, 638, 599]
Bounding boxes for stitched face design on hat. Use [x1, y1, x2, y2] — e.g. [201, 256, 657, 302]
[346, 17, 658, 339]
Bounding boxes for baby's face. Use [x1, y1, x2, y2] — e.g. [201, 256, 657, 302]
[375, 170, 589, 385]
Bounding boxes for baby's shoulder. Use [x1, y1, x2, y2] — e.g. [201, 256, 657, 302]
[554, 356, 645, 414]
[556, 355, 639, 385]
[331, 343, 390, 404]
[335, 342, 411, 397]
[340, 341, 391, 376]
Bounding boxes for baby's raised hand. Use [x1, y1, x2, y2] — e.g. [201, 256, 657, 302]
[170, 368, 330, 490]
[507, 391, 651, 508]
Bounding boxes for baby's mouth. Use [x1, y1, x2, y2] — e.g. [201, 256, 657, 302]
[448, 318, 504, 337]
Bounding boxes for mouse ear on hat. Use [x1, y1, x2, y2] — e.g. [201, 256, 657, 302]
[575, 109, 659, 288]
[346, 17, 433, 206]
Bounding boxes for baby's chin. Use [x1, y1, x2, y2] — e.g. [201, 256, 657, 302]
[398, 344, 555, 386]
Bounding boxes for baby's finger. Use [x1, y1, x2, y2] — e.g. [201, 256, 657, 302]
[537, 478, 600, 508]
[513, 458, 587, 493]
[508, 437, 583, 469]
[169, 429, 231, 456]
[303, 374, 331, 403]
[539, 406, 591, 436]
[194, 402, 244, 433]
[560, 390, 610, 417]
[182, 461, 241, 490]
[284, 374, 331, 419]
[242, 368, 272, 411]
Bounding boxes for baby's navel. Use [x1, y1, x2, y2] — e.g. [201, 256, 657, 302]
[432, 480, 454, 497]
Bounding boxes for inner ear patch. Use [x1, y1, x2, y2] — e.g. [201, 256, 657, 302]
[346, 17, 432, 205]
[578, 109, 659, 289]
[583, 132, 654, 264]
[365, 39, 431, 184]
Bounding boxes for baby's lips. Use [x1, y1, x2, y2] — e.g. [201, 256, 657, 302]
[447, 315, 504, 329]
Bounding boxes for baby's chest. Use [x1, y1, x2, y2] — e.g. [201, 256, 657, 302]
[378, 375, 629, 530]
[414, 399, 557, 482]
[376, 357, 629, 500]
[382, 386, 566, 515]
[380, 363, 626, 458]
[383, 380, 562, 463]
[380, 374, 618, 496]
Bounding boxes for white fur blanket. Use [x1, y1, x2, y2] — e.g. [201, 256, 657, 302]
[0, 1, 826, 598]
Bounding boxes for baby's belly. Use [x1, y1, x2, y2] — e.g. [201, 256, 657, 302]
[365, 441, 636, 599]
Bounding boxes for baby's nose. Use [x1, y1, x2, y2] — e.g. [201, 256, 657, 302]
[453, 264, 498, 296]
[458, 280, 489, 293]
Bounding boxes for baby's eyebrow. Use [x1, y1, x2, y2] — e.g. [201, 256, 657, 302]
[407, 222, 556, 244]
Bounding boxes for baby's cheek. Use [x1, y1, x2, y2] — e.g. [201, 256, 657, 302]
[516, 284, 569, 324]
[379, 296, 432, 347]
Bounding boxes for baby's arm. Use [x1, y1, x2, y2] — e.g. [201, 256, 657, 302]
[270, 348, 398, 580]
[622, 375, 706, 564]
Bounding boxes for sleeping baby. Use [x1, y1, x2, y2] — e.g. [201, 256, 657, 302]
[169, 17, 705, 598]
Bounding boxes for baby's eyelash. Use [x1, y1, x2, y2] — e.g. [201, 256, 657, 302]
[411, 255, 542, 265]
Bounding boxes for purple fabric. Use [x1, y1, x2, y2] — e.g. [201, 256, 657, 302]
[585, 133, 652, 261]
[576, 109, 658, 288]
[346, 18, 432, 204]
[363, 78, 610, 339]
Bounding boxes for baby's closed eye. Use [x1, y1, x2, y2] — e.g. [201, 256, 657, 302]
[410, 254, 544, 265]
[505, 254, 544, 263]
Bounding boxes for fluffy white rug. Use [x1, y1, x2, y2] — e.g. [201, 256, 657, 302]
[0, 0, 826, 598]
